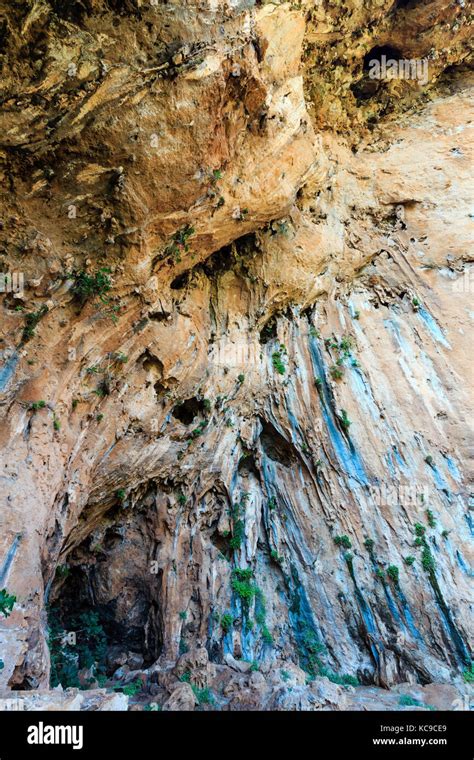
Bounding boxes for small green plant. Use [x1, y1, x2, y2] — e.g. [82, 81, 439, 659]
[414, 523, 426, 537]
[177, 492, 187, 506]
[70, 268, 112, 304]
[114, 352, 128, 364]
[309, 327, 320, 338]
[426, 509, 436, 528]
[0, 589, 16, 617]
[411, 297, 421, 309]
[353, 310, 360, 320]
[22, 305, 48, 342]
[404, 556, 415, 566]
[334, 535, 352, 549]
[202, 398, 211, 412]
[280, 669, 290, 682]
[221, 613, 234, 633]
[231, 568, 256, 606]
[190, 420, 208, 439]
[421, 545, 436, 574]
[120, 679, 142, 697]
[441, 529, 449, 539]
[165, 225, 195, 262]
[387, 565, 400, 585]
[315, 377, 323, 392]
[330, 365, 344, 380]
[96, 413, 104, 422]
[268, 496, 277, 511]
[424, 454, 434, 466]
[375, 568, 385, 580]
[29, 400, 46, 411]
[339, 410, 351, 430]
[364, 538, 375, 552]
[179, 610, 187, 620]
[116, 489, 126, 503]
[237, 373, 245, 383]
[192, 685, 214, 705]
[272, 348, 286, 375]
[55, 565, 70, 580]
[270, 549, 283, 565]
[53, 416, 61, 431]
[462, 663, 474, 684]
[399, 694, 422, 707]
[339, 336, 353, 353]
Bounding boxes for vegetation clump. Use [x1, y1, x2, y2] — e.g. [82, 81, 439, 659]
[0, 589, 16, 617]
[334, 535, 352, 549]
[70, 268, 112, 305]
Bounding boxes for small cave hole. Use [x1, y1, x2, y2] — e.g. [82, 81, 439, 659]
[172, 396, 206, 425]
[362, 45, 404, 73]
[259, 315, 278, 344]
[259, 420, 295, 467]
[170, 271, 190, 290]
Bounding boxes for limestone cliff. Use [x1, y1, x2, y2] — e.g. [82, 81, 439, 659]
[0, 0, 472, 711]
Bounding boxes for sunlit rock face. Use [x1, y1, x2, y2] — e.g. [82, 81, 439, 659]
[0, 1, 472, 709]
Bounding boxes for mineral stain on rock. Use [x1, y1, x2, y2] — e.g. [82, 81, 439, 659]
[0, 0, 472, 711]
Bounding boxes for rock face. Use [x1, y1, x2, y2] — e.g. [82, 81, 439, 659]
[0, 1, 472, 710]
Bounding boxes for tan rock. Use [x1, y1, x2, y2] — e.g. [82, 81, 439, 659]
[162, 683, 197, 712]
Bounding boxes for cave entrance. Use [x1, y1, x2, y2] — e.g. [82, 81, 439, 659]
[48, 506, 163, 688]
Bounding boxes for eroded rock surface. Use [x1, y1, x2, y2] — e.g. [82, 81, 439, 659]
[0, 1, 472, 710]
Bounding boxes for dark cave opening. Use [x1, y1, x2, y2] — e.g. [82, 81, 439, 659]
[362, 45, 404, 72]
[47, 517, 163, 688]
[172, 396, 207, 425]
[351, 45, 405, 102]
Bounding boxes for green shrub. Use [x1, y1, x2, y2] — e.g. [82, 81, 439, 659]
[334, 535, 352, 550]
[29, 400, 46, 411]
[421, 546, 436, 573]
[399, 694, 422, 707]
[414, 523, 426, 537]
[70, 269, 112, 304]
[192, 685, 214, 705]
[339, 410, 351, 430]
[48, 608, 107, 689]
[22, 305, 48, 342]
[272, 349, 286, 375]
[165, 225, 195, 262]
[119, 679, 143, 697]
[426, 509, 436, 528]
[404, 556, 415, 566]
[364, 538, 375, 552]
[387, 565, 399, 584]
[330, 365, 344, 380]
[221, 613, 234, 633]
[0, 589, 16, 617]
[462, 663, 474, 683]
